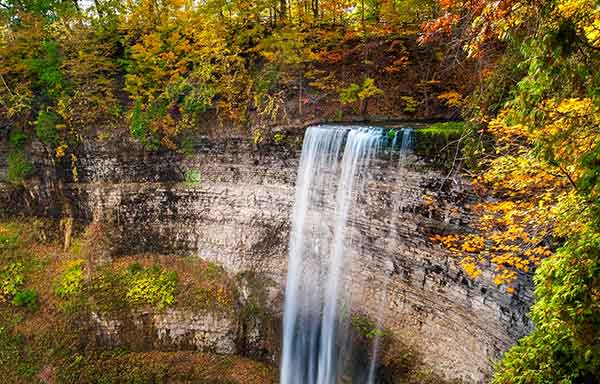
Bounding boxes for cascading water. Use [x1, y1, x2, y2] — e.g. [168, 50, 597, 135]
[400, 128, 414, 153]
[281, 125, 383, 384]
[365, 127, 414, 384]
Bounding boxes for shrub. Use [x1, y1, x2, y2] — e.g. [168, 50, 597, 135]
[54, 259, 85, 299]
[125, 265, 178, 309]
[339, 83, 360, 105]
[351, 313, 386, 340]
[6, 150, 33, 184]
[401, 96, 418, 113]
[12, 289, 38, 310]
[0, 262, 25, 302]
[184, 169, 201, 186]
[273, 132, 285, 144]
[9, 131, 27, 148]
[0, 228, 20, 250]
[35, 110, 59, 146]
[339, 78, 383, 106]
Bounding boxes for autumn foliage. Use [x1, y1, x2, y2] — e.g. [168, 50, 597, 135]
[424, 0, 599, 381]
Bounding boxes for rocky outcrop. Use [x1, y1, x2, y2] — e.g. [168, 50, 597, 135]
[91, 309, 237, 354]
[2, 128, 533, 383]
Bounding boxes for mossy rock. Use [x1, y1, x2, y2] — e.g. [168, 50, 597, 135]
[414, 121, 466, 170]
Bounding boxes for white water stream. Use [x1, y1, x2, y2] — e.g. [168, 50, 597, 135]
[281, 125, 414, 384]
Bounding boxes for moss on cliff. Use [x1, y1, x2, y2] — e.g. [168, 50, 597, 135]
[0, 219, 275, 383]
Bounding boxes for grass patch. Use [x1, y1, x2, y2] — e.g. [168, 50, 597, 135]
[125, 262, 178, 308]
[418, 121, 465, 137]
[176, 258, 238, 313]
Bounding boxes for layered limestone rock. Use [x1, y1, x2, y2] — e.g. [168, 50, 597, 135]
[91, 309, 237, 354]
[3, 129, 533, 383]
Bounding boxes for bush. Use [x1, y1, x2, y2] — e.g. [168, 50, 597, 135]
[339, 83, 360, 104]
[35, 110, 59, 146]
[0, 262, 25, 302]
[12, 289, 38, 310]
[273, 132, 285, 144]
[125, 265, 178, 309]
[9, 131, 27, 148]
[6, 150, 33, 184]
[184, 169, 201, 186]
[54, 260, 85, 299]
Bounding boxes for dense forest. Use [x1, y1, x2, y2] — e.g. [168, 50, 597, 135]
[1, 0, 599, 383]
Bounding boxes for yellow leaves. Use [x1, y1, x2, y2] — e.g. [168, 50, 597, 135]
[461, 235, 485, 253]
[70, 154, 78, 182]
[55, 143, 68, 159]
[557, 0, 591, 18]
[421, 194, 438, 209]
[494, 269, 517, 286]
[545, 96, 595, 119]
[583, 17, 600, 47]
[460, 257, 482, 279]
[487, 111, 528, 142]
[437, 91, 462, 107]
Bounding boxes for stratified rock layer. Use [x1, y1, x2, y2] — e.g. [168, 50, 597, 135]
[1, 131, 533, 383]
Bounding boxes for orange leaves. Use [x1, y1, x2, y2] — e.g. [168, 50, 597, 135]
[419, 13, 460, 44]
[430, 234, 459, 251]
[384, 56, 409, 74]
[323, 51, 343, 64]
[431, 193, 554, 291]
[494, 269, 516, 286]
[461, 234, 485, 253]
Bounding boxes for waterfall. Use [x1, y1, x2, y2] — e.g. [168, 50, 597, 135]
[401, 128, 414, 151]
[281, 125, 383, 384]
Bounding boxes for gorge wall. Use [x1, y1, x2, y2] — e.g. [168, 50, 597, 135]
[0, 127, 533, 383]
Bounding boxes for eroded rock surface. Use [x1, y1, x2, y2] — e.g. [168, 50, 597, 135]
[2, 130, 534, 383]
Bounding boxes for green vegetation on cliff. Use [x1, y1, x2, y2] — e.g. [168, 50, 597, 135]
[424, 0, 600, 382]
[0, 220, 275, 383]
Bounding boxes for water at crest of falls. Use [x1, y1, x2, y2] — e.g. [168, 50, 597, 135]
[281, 125, 414, 384]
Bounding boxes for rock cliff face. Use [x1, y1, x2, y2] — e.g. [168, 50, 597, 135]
[1, 127, 533, 383]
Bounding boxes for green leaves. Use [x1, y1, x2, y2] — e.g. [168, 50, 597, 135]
[0, 262, 25, 299]
[494, 233, 600, 383]
[54, 259, 85, 300]
[34, 110, 59, 146]
[12, 288, 38, 310]
[339, 77, 383, 105]
[124, 264, 178, 309]
[26, 39, 67, 100]
[6, 150, 34, 185]
[339, 83, 361, 104]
